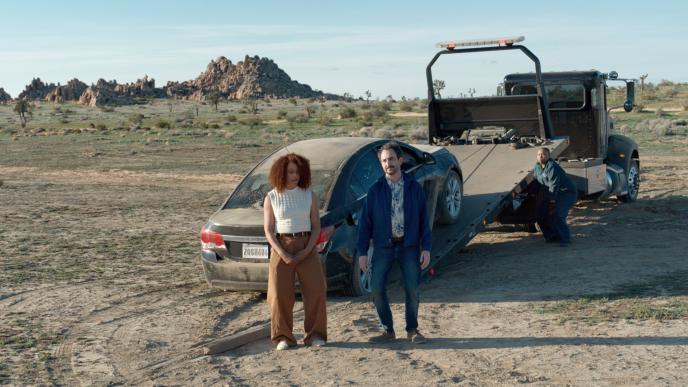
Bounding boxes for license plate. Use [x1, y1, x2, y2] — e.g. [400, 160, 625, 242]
[242, 243, 269, 259]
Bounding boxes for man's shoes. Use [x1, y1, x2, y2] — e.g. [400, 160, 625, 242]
[276, 340, 291, 351]
[407, 330, 427, 344]
[307, 337, 326, 347]
[368, 331, 396, 343]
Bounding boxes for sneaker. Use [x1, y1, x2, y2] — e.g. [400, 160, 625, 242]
[310, 337, 326, 347]
[368, 331, 396, 343]
[276, 340, 290, 351]
[407, 330, 427, 344]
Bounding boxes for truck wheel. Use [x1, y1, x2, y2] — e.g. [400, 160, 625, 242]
[347, 248, 373, 297]
[438, 170, 463, 224]
[619, 160, 640, 203]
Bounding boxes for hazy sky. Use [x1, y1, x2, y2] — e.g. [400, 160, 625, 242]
[1, 0, 685, 98]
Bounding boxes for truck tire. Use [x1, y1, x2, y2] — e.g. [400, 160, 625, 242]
[437, 170, 463, 224]
[347, 248, 373, 297]
[618, 160, 640, 203]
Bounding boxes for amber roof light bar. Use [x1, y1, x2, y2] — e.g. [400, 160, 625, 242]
[436, 36, 525, 50]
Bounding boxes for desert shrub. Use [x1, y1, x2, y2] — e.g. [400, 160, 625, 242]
[371, 106, 388, 118]
[209, 123, 220, 129]
[289, 98, 298, 106]
[317, 112, 333, 125]
[286, 113, 309, 124]
[276, 110, 288, 119]
[129, 113, 145, 124]
[155, 119, 172, 129]
[648, 118, 674, 136]
[682, 100, 688, 112]
[360, 103, 372, 110]
[633, 104, 645, 113]
[356, 112, 374, 126]
[374, 128, 393, 139]
[409, 127, 428, 141]
[239, 117, 263, 127]
[375, 101, 392, 112]
[674, 119, 687, 126]
[338, 107, 357, 119]
[98, 105, 115, 113]
[358, 127, 372, 137]
[655, 107, 665, 117]
[226, 114, 237, 122]
[95, 122, 108, 131]
[399, 100, 415, 112]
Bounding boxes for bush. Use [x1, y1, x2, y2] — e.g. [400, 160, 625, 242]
[286, 113, 309, 124]
[374, 128, 393, 139]
[399, 100, 415, 112]
[239, 117, 263, 127]
[129, 113, 145, 124]
[95, 123, 108, 131]
[276, 110, 288, 119]
[226, 114, 237, 122]
[155, 119, 172, 129]
[338, 107, 357, 119]
[356, 112, 374, 126]
[317, 113, 333, 126]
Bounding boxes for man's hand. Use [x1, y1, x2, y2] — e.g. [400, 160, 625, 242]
[420, 250, 431, 270]
[358, 255, 369, 272]
[548, 200, 556, 216]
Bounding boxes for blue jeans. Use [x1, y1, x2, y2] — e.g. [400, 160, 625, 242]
[536, 189, 577, 243]
[370, 243, 421, 334]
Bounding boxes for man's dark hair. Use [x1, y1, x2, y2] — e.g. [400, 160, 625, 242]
[539, 147, 551, 155]
[378, 141, 402, 159]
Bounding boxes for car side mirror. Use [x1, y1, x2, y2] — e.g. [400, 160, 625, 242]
[422, 152, 436, 165]
[624, 81, 635, 112]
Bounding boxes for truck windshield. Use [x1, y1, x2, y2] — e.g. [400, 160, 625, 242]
[512, 83, 585, 110]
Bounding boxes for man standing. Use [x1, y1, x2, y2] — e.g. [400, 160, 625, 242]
[533, 147, 577, 246]
[357, 141, 432, 344]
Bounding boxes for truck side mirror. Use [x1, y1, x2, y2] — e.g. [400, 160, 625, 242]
[624, 81, 635, 112]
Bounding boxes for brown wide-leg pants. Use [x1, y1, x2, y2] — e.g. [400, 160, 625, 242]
[267, 234, 327, 345]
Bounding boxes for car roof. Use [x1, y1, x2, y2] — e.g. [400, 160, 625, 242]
[262, 137, 382, 170]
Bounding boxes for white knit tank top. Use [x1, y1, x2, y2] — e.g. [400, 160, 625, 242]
[268, 187, 312, 233]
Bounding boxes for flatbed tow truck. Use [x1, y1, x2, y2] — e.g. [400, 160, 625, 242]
[411, 36, 639, 280]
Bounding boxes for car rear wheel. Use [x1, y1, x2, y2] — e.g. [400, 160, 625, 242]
[437, 170, 463, 224]
[618, 160, 639, 203]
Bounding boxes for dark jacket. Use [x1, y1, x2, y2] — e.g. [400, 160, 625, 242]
[533, 159, 577, 200]
[357, 173, 432, 254]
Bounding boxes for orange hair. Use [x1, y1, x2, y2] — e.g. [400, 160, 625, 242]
[268, 153, 311, 192]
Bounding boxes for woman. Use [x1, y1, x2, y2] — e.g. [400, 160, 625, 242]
[263, 153, 327, 350]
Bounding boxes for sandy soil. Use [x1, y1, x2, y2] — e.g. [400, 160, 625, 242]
[1, 155, 687, 386]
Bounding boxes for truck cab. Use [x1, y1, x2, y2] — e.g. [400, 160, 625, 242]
[504, 71, 640, 202]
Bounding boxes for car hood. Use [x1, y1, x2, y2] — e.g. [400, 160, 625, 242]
[208, 208, 264, 236]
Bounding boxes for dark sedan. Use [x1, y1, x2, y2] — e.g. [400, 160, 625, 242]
[200, 137, 463, 296]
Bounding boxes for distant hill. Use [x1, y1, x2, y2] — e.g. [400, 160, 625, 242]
[0, 87, 11, 102]
[9, 55, 340, 106]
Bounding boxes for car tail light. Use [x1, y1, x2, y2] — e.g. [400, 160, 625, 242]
[200, 225, 225, 249]
[315, 225, 335, 254]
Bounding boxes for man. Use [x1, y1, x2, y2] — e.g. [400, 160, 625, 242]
[357, 141, 432, 344]
[533, 147, 577, 246]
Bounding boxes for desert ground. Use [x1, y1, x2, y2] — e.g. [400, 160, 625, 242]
[1, 99, 688, 386]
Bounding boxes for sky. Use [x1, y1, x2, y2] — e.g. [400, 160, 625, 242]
[1, 0, 685, 99]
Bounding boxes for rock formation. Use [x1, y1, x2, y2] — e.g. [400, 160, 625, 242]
[0, 88, 11, 103]
[45, 78, 88, 103]
[18, 78, 56, 100]
[165, 55, 339, 100]
[78, 76, 164, 106]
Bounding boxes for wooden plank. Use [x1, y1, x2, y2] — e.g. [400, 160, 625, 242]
[203, 323, 271, 355]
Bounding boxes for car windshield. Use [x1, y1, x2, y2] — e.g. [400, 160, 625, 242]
[225, 163, 335, 210]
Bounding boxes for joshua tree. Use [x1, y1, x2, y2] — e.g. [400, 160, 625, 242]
[639, 74, 649, 92]
[14, 99, 30, 127]
[207, 92, 221, 111]
[364, 90, 372, 104]
[432, 79, 446, 98]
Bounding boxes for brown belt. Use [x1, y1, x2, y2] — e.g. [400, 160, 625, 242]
[391, 236, 404, 244]
[277, 231, 311, 238]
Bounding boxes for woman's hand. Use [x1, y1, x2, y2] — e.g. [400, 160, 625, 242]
[294, 247, 313, 262]
[279, 250, 297, 265]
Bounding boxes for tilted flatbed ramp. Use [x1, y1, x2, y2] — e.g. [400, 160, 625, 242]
[429, 138, 568, 265]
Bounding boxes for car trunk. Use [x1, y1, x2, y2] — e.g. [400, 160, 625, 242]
[209, 208, 269, 261]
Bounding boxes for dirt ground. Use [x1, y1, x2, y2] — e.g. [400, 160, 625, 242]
[2, 138, 688, 385]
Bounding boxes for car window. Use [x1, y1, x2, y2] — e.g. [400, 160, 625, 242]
[225, 165, 335, 210]
[349, 150, 383, 200]
[399, 147, 419, 171]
